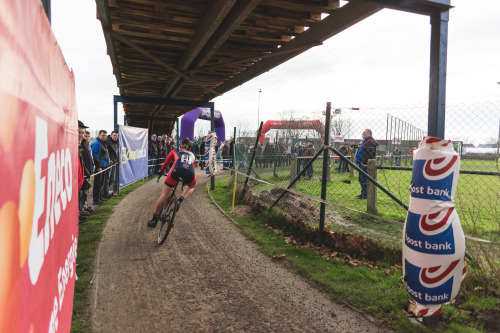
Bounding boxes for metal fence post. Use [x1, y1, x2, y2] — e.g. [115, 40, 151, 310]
[233, 127, 236, 175]
[350, 152, 355, 177]
[290, 153, 297, 189]
[243, 121, 264, 193]
[210, 106, 215, 190]
[367, 159, 377, 213]
[318, 102, 331, 246]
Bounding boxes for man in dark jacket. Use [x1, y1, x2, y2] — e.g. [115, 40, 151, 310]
[91, 130, 110, 204]
[355, 129, 378, 199]
[105, 131, 119, 196]
[338, 144, 348, 173]
[148, 134, 158, 177]
[199, 137, 206, 169]
[305, 141, 315, 180]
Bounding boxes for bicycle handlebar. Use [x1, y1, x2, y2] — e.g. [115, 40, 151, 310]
[157, 173, 165, 182]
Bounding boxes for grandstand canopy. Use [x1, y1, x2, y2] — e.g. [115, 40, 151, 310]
[96, 0, 452, 135]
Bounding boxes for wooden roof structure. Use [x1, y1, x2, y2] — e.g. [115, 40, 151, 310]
[96, 0, 452, 134]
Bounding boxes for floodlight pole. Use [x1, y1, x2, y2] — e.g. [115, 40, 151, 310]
[257, 89, 262, 128]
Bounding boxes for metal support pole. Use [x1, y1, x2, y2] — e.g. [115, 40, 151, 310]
[318, 102, 331, 246]
[243, 122, 264, 193]
[233, 127, 236, 174]
[210, 106, 215, 190]
[273, 132, 278, 177]
[428, 9, 449, 139]
[176, 118, 180, 147]
[114, 100, 118, 132]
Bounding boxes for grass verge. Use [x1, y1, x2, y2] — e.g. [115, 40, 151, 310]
[71, 179, 149, 332]
[208, 178, 499, 332]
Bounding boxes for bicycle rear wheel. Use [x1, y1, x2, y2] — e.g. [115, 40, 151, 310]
[157, 196, 178, 245]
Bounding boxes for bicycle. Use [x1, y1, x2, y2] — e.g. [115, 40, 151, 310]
[156, 173, 183, 245]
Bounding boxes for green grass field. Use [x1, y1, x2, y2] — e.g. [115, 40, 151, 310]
[209, 181, 499, 332]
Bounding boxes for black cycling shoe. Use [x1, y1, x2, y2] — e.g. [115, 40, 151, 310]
[147, 215, 159, 228]
[176, 200, 182, 212]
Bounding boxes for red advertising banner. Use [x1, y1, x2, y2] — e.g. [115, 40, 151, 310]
[0, 1, 78, 332]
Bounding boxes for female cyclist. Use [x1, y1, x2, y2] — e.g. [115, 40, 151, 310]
[148, 138, 196, 228]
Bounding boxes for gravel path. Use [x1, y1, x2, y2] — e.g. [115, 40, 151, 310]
[91, 173, 387, 332]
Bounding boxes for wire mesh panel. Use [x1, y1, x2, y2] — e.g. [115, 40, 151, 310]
[233, 101, 499, 280]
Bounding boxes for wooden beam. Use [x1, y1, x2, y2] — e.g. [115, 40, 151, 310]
[161, 0, 237, 98]
[185, 42, 323, 75]
[118, 76, 171, 88]
[205, 1, 383, 100]
[167, 0, 261, 98]
[104, 27, 221, 97]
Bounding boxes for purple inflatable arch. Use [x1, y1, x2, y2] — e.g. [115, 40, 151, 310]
[180, 107, 225, 143]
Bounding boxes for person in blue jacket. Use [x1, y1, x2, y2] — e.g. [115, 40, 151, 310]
[355, 129, 378, 199]
[91, 130, 110, 204]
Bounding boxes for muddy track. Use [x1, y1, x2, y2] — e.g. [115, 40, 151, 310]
[91, 172, 387, 332]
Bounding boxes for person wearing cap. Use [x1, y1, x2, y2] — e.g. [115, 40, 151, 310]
[91, 129, 110, 204]
[147, 138, 197, 228]
[148, 134, 158, 177]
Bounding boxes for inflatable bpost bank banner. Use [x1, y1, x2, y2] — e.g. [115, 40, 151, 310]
[403, 136, 466, 317]
[118, 125, 148, 187]
[1, 1, 79, 332]
[204, 131, 218, 176]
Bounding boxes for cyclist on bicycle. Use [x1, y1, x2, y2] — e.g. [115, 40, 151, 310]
[148, 138, 196, 228]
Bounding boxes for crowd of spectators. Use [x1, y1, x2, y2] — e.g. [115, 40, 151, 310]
[77, 120, 120, 224]
[148, 134, 177, 177]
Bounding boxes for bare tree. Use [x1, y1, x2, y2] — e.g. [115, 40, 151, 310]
[330, 111, 353, 139]
[233, 119, 254, 139]
[195, 121, 211, 139]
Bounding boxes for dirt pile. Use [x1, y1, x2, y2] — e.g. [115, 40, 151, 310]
[254, 187, 320, 221]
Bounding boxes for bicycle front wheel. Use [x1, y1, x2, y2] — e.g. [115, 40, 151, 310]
[158, 197, 178, 245]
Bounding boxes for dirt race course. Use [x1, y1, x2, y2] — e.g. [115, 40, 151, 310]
[91, 173, 387, 332]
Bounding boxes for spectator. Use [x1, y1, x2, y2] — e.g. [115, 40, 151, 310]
[79, 124, 93, 214]
[285, 141, 292, 166]
[355, 129, 378, 199]
[394, 147, 401, 166]
[221, 139, 230, 169]
[338, 144, 348, 173]
[229, 137, 234, 169]
[155, 135, 163, 174]
[192, 138, 200, 162]
[148, 134, 158, 177]
[294, 142, 304, 179]
[78, 120, 90, 223]
[199, 137, 206, 169]
[83, 130, 94, 212]
[105, 130, 119, 196]
[91, 129, 110, 204]
[305, 141, 315, 180]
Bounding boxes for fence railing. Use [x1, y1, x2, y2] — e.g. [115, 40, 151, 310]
[231, 101, 500, 282]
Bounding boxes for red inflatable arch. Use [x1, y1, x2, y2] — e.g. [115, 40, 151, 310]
[259, 120, 324, 144]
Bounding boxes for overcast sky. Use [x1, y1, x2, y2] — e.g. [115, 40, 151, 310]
[51, 0, 500, 140]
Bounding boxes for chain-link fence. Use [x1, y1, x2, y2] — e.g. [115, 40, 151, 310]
[232, 101, 500, 284]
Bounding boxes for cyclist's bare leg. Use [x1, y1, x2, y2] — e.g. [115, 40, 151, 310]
[154, 184, 173, 215]
[180, 184, 196, 200]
